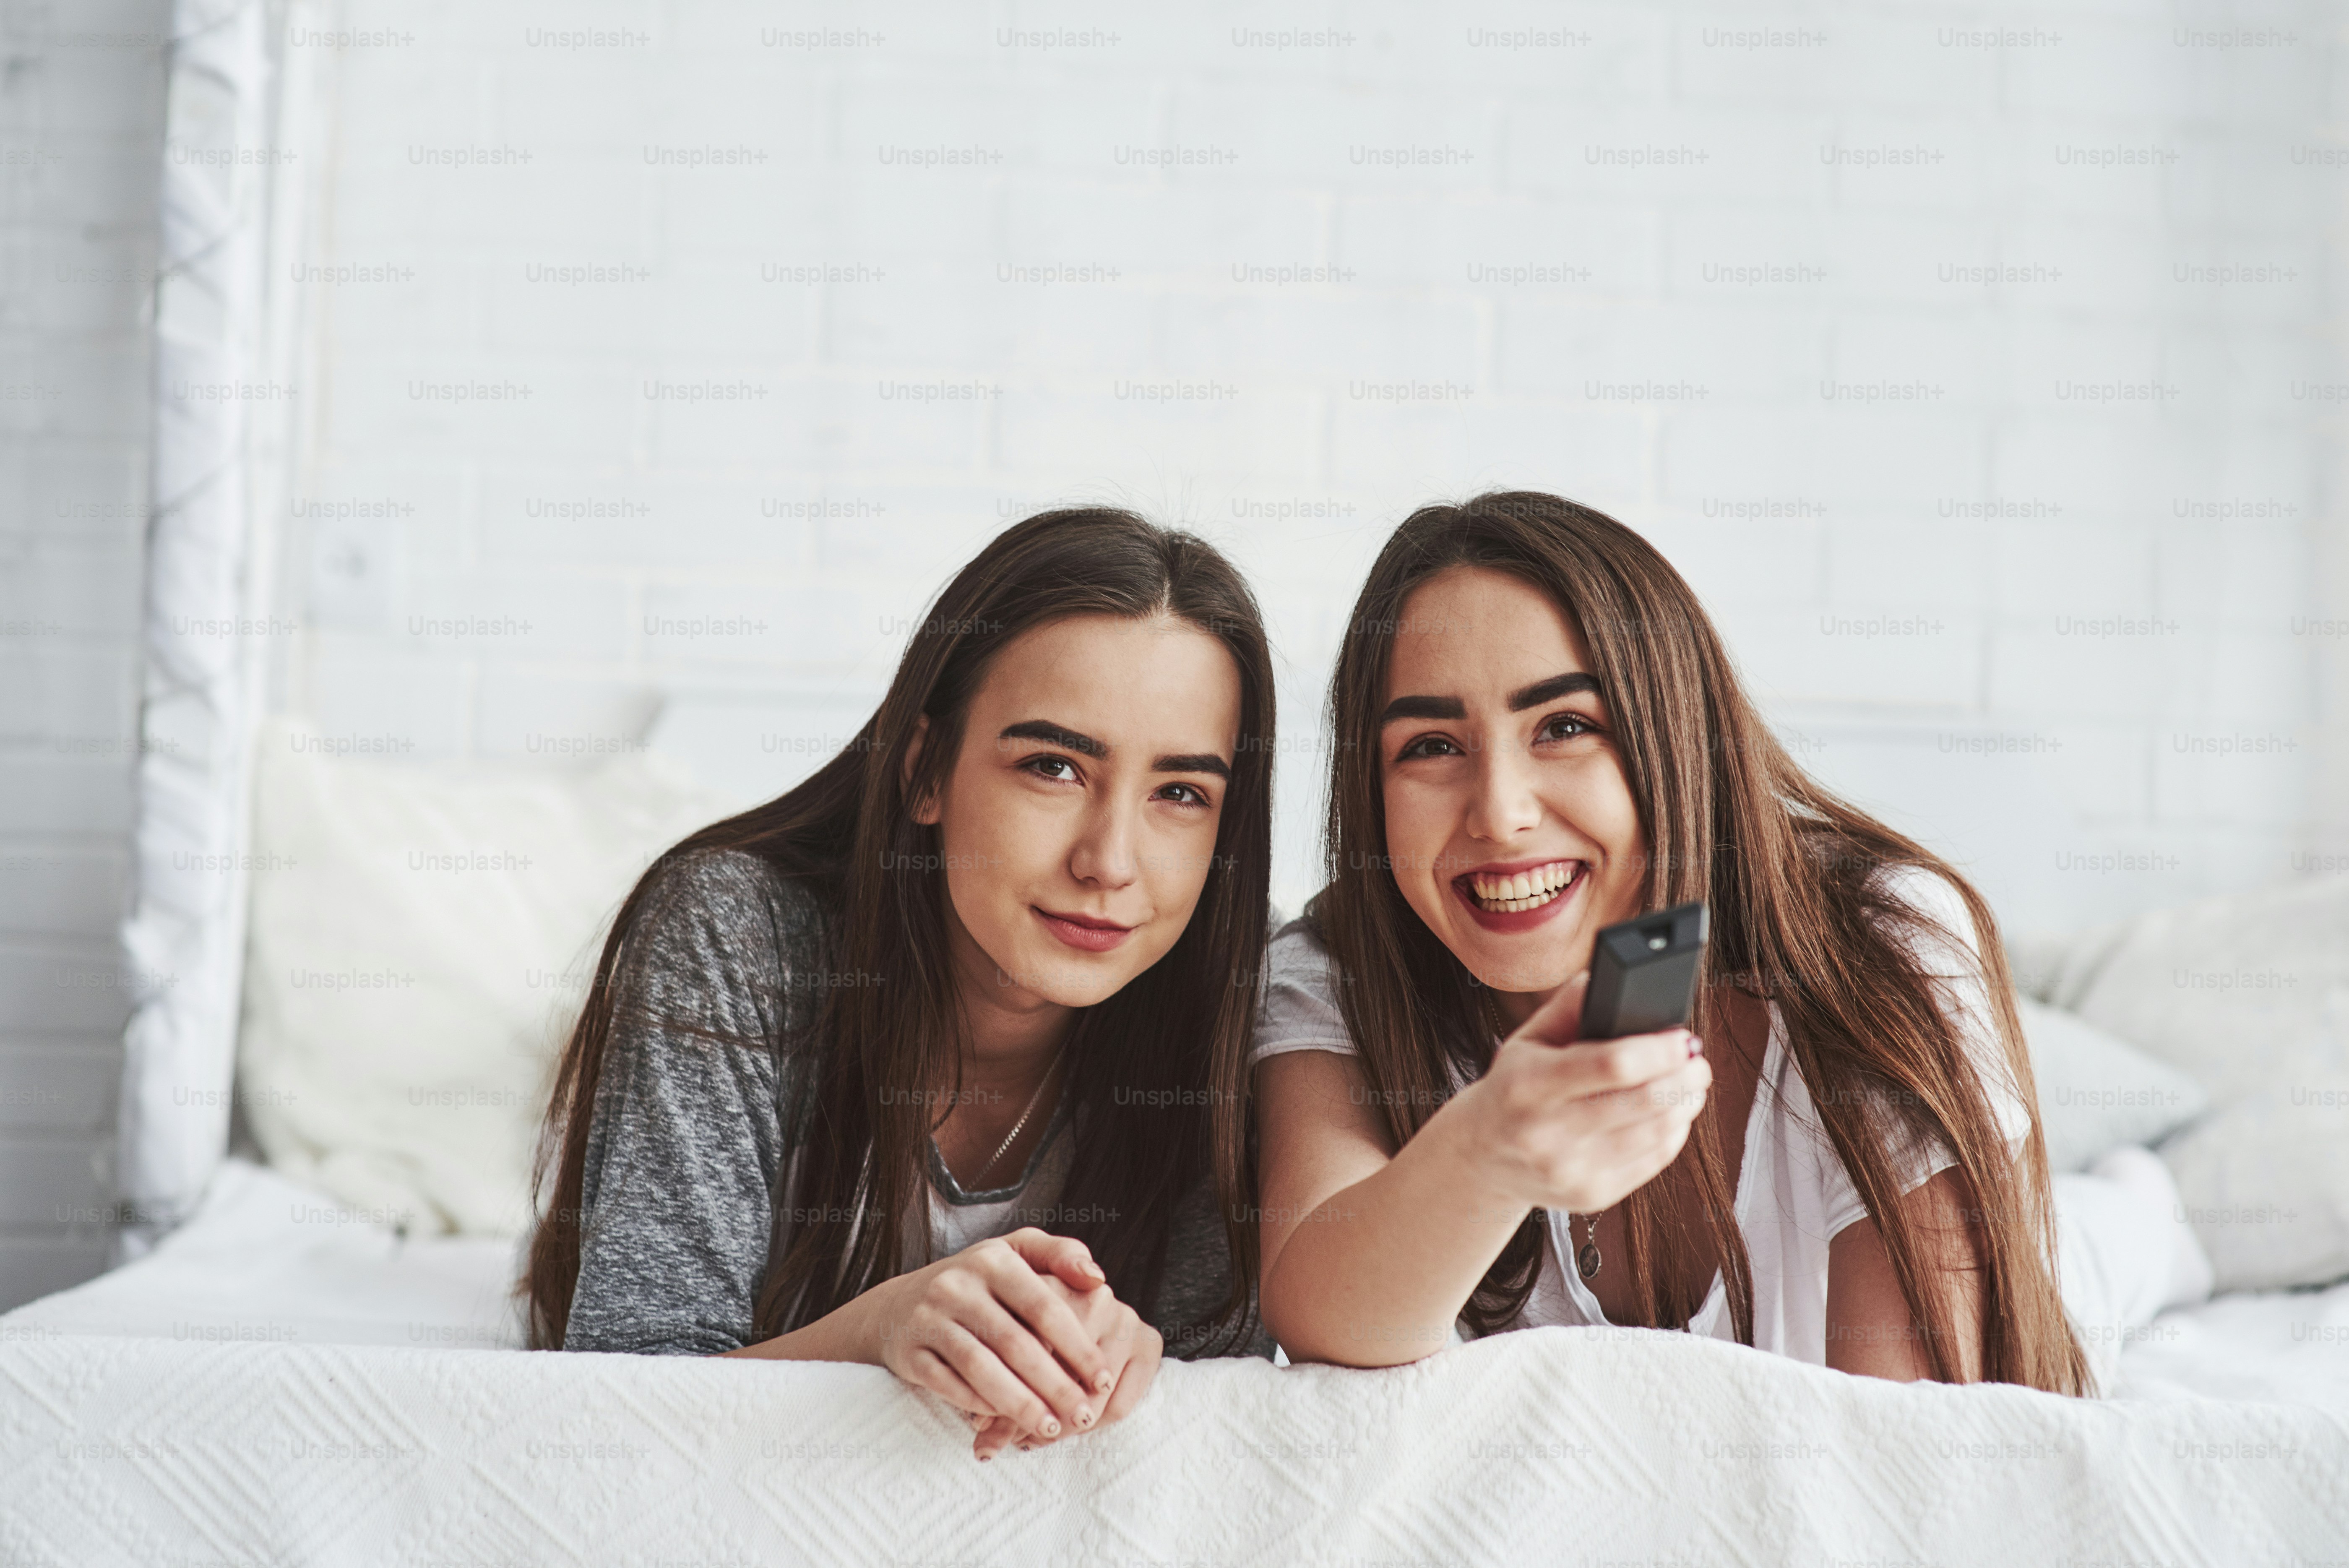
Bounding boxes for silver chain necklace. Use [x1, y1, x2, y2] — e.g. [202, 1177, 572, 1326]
[970, 1044, 1066, 1189]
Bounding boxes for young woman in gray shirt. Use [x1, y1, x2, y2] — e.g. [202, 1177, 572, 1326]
[521, 509, 1275, 1460]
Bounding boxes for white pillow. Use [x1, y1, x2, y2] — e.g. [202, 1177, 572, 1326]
[2040, 878, 2349, 1289]
[2016, 997, 2208, 1173]
[2156, 1065, 2349, 1293]
[237, 720, 737, 1236]
[2042, 877, 2349, 1108]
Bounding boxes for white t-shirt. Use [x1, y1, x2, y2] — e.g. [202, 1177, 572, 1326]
[1248, 865, 2033, 1365]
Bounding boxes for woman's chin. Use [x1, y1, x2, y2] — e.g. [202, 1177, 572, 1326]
[1036, 977, 1128, 1011]
[1428, 915, 1589, 999]
[1470, 961, 1575, 999]
[984, 944, 1148, 1012]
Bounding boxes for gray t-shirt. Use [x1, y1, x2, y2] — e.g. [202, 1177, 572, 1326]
[563, 848, 1268, 1360]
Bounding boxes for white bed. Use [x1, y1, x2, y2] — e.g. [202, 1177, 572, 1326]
[1, 1159, 524, 1354]
[4, 1202, 2345, 1567]
[11, 1072, 2346, 1565]
[8, 741, 2345, 1563]
[11, 1153, 2347, 1413]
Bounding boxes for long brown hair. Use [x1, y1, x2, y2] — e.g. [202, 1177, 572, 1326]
[1314, 491, 2086, 1393]
[522, 508, 1272, 1354]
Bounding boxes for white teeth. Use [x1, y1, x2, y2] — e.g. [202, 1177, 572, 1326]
[1469, 862, 1579, 911]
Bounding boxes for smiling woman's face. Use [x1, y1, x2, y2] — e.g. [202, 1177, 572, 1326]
[916, 612, 1241, 1013]
[1378, 565, 1648, 1002]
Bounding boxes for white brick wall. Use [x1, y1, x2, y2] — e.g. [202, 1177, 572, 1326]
[0, 0, 171, 1308]
[8, 0, 2346, 1303]
[268, 0, 2340, 935]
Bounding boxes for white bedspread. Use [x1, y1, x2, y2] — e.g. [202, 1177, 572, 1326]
[7, 1160, 2348, 1564]
[13, 1158, 2349, 1406]
[4, 1320, 2345, 1566]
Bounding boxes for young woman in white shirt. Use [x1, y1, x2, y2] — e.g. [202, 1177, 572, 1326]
[1252, 491, 2182, 1393]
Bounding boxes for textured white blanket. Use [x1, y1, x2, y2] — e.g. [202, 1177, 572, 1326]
[3, 1327, 2342, 1566]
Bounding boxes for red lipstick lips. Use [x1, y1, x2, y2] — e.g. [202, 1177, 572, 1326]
[1033, 906, 1136, 953]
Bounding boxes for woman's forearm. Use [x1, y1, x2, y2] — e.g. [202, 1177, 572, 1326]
[1261, 1092, 1532, 1367]
[717, 1278, 891, 1364]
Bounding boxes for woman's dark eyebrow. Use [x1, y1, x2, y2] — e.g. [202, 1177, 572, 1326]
[1507, 672, 1599, 711]
[1378, 673, 1596, 725]
[999, 719, 1105, 756]
[1000, 722, 1229, 779]
[1154, 753, 1231, 780]
[1378, 694, 1466, 724]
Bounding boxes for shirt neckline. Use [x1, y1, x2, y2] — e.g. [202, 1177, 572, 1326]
[924, 1095, 1073, 1206]
[1554, 1000, 1783, 1332]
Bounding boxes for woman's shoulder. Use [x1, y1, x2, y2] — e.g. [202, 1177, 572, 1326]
[1266, 913, 1332, 971]
[1251, 915, 1357, 1063]
[635, 847, 825, 949]
[640, 843, 818, 911]
[1860, 861, 1989, 978]
[1864, 859, 1971, 921]
[1263, 914, 1343, 1002]
[617, 847, 830, 1025]
[1779, 857, 2031, 1190]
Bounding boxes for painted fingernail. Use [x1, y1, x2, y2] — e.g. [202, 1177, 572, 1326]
[1095, 1369, 1115, 1393]
[1040, 1417, 1061, 1438]
[977, 1451, 993, 1463]
[1018, 1443, 1035, 1453]
[1075, 1406, 1095, 1428]
[1686, 1033, 1704, 1058]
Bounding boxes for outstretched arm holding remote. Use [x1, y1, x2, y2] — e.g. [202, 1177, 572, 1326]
[1254, 972, 1711, 1368]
